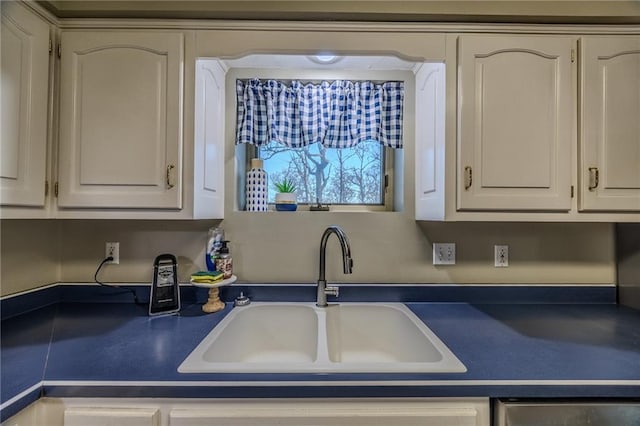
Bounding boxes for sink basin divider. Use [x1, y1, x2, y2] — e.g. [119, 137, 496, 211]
[315, 308, 330, 364]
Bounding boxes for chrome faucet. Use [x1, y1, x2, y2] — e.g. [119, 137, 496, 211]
[316, 225, 353, 307]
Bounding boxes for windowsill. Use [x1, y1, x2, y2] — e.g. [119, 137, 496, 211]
[234, 208, 401, 214]
[284, 205, 388, 212]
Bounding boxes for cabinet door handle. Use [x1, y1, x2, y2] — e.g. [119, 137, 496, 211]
[588, 167, 599, 191]
[464, 166, 473, 190]
[166, 164, 176, 189]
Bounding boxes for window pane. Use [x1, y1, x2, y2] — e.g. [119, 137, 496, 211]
[258, 141, 384, 205]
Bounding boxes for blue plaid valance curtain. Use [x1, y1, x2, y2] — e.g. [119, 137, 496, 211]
[235, 79, 404, 149]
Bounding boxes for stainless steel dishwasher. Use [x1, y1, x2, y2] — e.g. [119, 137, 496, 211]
[494, 400, 640, 425]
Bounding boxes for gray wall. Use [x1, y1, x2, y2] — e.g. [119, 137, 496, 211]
[1, 219, 616, 297]
[0, 219, 61, 295]
[617, 223, 640, 309]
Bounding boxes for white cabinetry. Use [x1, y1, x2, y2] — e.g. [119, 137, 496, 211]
[193, 59, 225, 219]
[57, 31, 184, 210]
[417, 33, 639, 221]
[1, 401, 40, 426]
[168, 399, 489, 425]
[580, 36, 640, 212]
[64, 407, 159, 426]
[0, 2, 50, 208]
[415, 62, 446, 220]
[457, 35, 574, 212]
[2, 398, 490, 426]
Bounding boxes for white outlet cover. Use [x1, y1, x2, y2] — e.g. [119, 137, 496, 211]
[106, 242, 120, 264]
[494, 245, 509, 267]
[433, 243, 456, 265]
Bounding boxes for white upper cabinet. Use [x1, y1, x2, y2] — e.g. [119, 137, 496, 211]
[457, 35, 574, 211]
[415, 62, 446, 221]
[0, 2, 50, 207]
[580, 36, 640, 212]
[57, 31, 184, 209]
[193, 59, 225, 219]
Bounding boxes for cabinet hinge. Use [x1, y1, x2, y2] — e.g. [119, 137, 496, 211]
[571, 49, 575, 63]
[49, 39, 53, 55]
[54, 182, 59, 197]
[571, 185, 574, 198]
[45, 180, 49, 196]
[57, 43, 61, 59]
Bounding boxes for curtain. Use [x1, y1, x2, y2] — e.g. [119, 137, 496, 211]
[235, 79, 404, 149]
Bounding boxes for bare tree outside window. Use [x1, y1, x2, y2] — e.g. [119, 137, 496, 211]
[259, 141, 384, 205]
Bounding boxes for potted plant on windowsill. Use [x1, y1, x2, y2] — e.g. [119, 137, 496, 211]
[274, 178, 297, 211]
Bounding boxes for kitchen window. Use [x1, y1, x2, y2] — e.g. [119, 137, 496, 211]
[236, 78, 404, 210]
[251, 140, 389, 206]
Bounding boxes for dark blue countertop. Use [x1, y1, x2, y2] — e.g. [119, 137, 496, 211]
[2, 285, 640, 421]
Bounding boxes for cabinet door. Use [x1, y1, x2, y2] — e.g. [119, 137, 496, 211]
[193, 59, 225, 219]
[0, 2, 49, 207]
[457, 35, 573, 211]
[169, 400, 488, 426]
[580, 36, 640, 212]
[65, 407, 159, 426]
[57, 31, 183, 209]
[415, 62, 446, 220]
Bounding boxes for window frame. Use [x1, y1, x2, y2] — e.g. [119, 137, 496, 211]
[245, 143, 395, 212]
[231, 67, 411, 213]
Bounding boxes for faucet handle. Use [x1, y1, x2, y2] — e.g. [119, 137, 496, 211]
[325, 285, 339, 298]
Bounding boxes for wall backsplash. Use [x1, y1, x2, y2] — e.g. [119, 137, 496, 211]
[617, 223, 640, 310]
[1, 220, 61, 295]
[1, 218, 615, 297]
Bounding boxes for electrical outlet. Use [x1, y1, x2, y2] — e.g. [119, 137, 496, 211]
[433, 243, 456, 265]
[494, 245, 509, 267]
[106, 242, 119, 264]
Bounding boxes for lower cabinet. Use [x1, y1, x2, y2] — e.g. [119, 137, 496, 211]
[64, 407, 159, 426]
[168, 399, 489, 426]
[4, 398, 490, 426]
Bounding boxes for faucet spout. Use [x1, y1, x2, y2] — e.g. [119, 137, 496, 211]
[317, 225, 353, 307]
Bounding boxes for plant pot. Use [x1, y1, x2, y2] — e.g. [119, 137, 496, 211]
[275, 192, 297, 211]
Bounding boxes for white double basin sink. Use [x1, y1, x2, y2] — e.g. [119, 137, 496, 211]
[179, 303, 466, 374]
